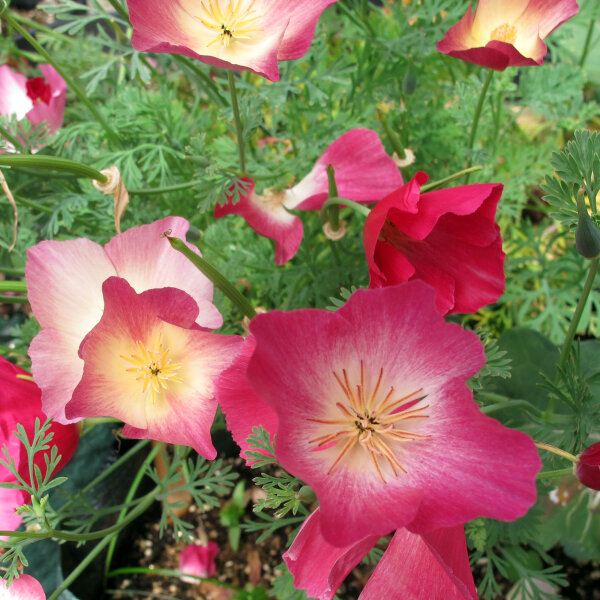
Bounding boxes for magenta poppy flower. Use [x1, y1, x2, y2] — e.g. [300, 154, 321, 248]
[363, 172, 505, 315]
[0, 357, 79, 532]
[0, 575, 45, 599]
[127, 0, 338, 81]
[26, 217, 222, 424]
[216, 335, 278, 463]
[285, 509, 477, 600]
[214, 129, 403, 264]
[576, 442, 600, 491]
[436, 0, 579, 71]
[66, 278, 241, 458]
[0, 64, 66, 135]
[248, 282, 541, 546]
[179, 542, 220, 578]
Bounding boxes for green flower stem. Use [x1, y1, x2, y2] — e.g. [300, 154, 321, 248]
[579, 18, 596, 68]
[536, 467, 575, 481]
[167, 236, 256, 319]
[104, 0, 129, 22]
[0, 486, 159, 543]
[173, 55, 228, 107]
[104, 442, 165, 578]
[10, 11, 75, 44]
[0, 281, 26, 293]
[0, 295, 28, 304]
[465, 69, 494, 184]
[319, 197, 371, 220]
[0, 123, 24, 152]
[325, 164, 340, 231]
[47, 533, 118, 600]
[227, 70, 247, 175]
[0, 155, 107, 182]
[421, 166, 483, 192]
[129, 179, 204, 196]
[535, 441, 578, 463]
[4, 11, 120, 144]
[0, 266, 24, 276]
[379, 111, 407, 163]
[106, 567, 241, 590]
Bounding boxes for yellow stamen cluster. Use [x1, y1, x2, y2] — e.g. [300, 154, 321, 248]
[196, 0, 262, 48]
[490, 23, 517, 45]
[308, 361, 429, 484]
[121, 338, 183, 403]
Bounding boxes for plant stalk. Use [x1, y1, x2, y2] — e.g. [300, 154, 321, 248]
[0, 155, 107, 182]
[465, 69, 494, 183]
[421, 166, 483, 192]
[227, 70, 247, 175]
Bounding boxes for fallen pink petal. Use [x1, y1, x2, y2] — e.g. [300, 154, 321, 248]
[179, 541, 220, 578]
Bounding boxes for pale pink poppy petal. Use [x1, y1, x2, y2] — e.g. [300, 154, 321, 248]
[284, 509, 378, 600]
[67, 278, 241, 458]
[283, 129, 403, 211]
[104, 216, 222, 329]
[0, 575, 46, 600]
[0, 65, 32, 120]
[214, 179, 303, 265]
[0, 486, 26, 533]
[26, 65, 66, 133]
[359, 526, 477, 600]
[215, 335, 278, 463]
[26, 238, 114, 336]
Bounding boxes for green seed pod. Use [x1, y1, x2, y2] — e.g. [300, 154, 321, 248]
[402, 62, 417, 95]
[576, 209, 600, 259]
[297, 485, 317, 504]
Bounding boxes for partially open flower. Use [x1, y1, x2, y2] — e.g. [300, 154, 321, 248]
[127, 0, 338, 81]
[66, 278, 241, 458]
[0, 357, 79, 532]
[26, 217, 222, 424]
[0, 64, 66, 136]
[576, 442, 600, 491]
[436, 0, 580, 71]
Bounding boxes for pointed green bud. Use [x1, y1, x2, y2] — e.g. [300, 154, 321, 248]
[297, 485, 317, 504]
[402, 62, 417, 95]
[576, 194, 600, 259]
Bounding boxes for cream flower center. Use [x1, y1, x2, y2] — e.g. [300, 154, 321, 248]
[490, 23, 517, 45]
[308, 361, 429, 484]
[196, 0, 262, 48]
[121, 338, 183, 403]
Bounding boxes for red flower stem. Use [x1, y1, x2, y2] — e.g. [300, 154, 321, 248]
[227, 70, 247, 176]
[535, 441, 578, 463]
[465, 69, 494, 184]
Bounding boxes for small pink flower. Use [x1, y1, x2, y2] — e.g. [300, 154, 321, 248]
[179, 541, 220, 578]
[0, 357, 79, 532]
[127, 0, 338, 81]
[0, 575, 46, 599]
[247, 282, 541, 546]
[285, 509, 477, 600]
[576, 442, 600, 491]
[363, 172, 505, 315]
[436, 0, 580, 71]
[26, 217, 222, 424]
[0, 64, 66, 135]
[214, 129, 403, 264]
[67, 278, 241, 458]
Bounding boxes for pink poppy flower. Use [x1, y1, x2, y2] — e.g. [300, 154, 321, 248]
[0, 575, 46, 599]
[363, 172, 505, 315]
[179, 541, 220, 578]
[0, 64, 66, 135]
[248, 282, 541, 546]
[214, 129, 403, 264]
[436, 0, 580, 71]
[284, 509, 477, 600]
[0, 357, 79, 532]
[127, 0, 338, 81]
[66, 278, 241, 458]
[26, 217, 222, 424]
[215, 335, 278, 463]
[576, 442, 600, 491]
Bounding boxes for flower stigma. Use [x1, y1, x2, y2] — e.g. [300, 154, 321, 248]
[196, 0, 262, 48]
[490, 23, 517, 44]
[121, 336, 183, 403]
[308, 361, 429, 484]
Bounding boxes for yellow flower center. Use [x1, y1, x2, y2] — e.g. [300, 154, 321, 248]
[490, 23, 517, 45]
[308, 361, 429, 484]
[121, 338, 183, 403]
[196, 0, 262, 48]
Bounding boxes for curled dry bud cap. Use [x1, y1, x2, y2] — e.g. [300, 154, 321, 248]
[576, 442, 600, 491]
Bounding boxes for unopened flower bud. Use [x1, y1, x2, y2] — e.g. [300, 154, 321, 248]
[575, 441, 600, 491]
[297, 485, 317, 504]
[402, 62, 417, 95]
[576, 209, 600, 259]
